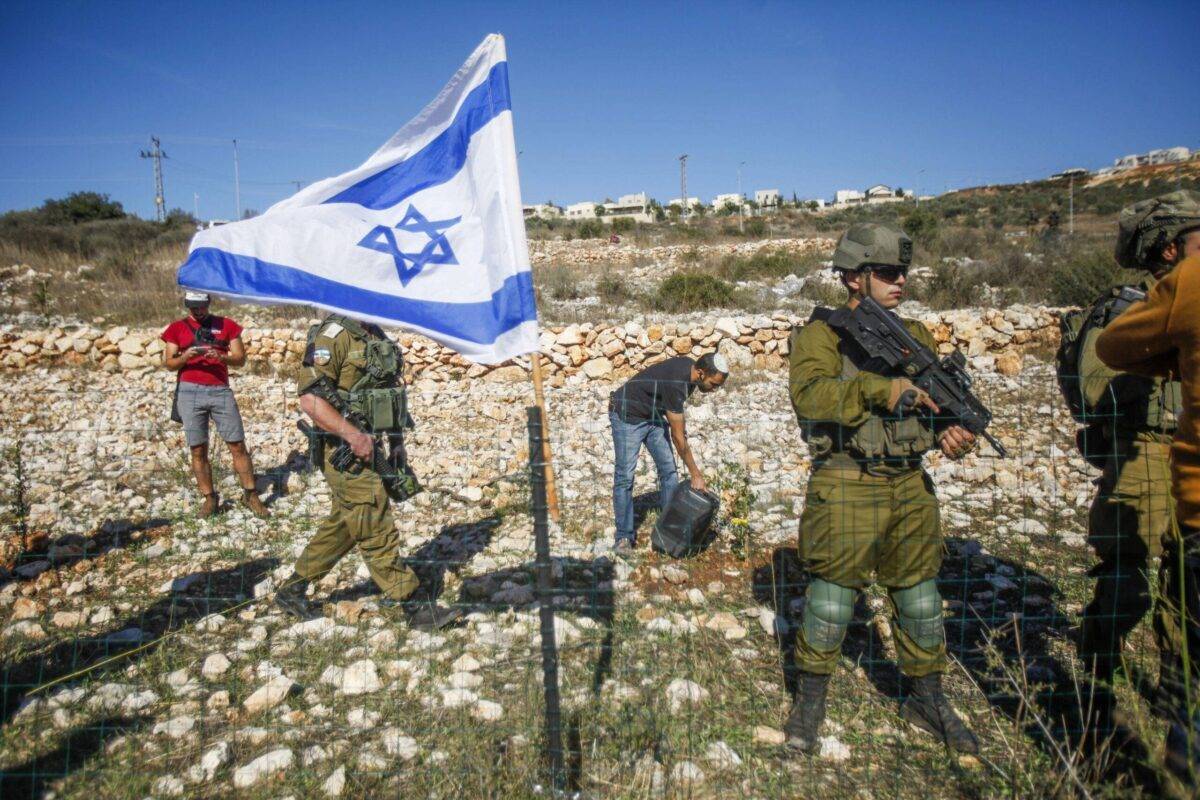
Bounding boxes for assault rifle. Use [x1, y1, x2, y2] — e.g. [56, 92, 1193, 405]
[822, 295, 1009, 457]
[297, 418, 421, 502]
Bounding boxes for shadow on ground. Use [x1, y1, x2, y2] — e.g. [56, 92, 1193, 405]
[0, 557, 277, 729]
[0, 517, 172, 591]
[0, 715, 149, 799]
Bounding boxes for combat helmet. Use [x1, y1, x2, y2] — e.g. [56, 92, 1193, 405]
[832, 222, 913, 272]
[1114, 189, 1200, 270]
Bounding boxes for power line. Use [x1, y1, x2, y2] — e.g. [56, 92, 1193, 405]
[138, 136, 167, 222]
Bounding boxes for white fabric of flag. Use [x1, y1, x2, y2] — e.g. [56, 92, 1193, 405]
[177, 34, 538, 364]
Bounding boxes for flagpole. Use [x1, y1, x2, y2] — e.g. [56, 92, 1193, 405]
[529, 351, 561, 522]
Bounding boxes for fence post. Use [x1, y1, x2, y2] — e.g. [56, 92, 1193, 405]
[527, 405, 566, 792]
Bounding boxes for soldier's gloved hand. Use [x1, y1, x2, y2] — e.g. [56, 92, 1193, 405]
[938, 426, 976, 460]
[345, 430, 374, 460]
[887, 379, 939, 415]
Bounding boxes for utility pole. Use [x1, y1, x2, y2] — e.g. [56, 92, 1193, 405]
[737, 161, 745, 233]
[291, 180, 306, 193]
[139, 136, 167, 222]
[1068, 175, 1074, 235]
[193, 192, 200, 221]
[678, 154, 688, 221]
[233, 138, 242, 220]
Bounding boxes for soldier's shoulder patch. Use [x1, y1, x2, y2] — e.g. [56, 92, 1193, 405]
[312, 347, 332, 366]
[321, 322, 345, 338]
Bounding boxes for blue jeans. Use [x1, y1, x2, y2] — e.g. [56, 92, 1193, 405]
[610, 411, 679, 544]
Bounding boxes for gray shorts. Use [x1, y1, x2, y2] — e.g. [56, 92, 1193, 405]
[176, 383, 245, 447]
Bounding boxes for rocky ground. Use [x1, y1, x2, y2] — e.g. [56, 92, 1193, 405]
[0, 343, 1173, 798]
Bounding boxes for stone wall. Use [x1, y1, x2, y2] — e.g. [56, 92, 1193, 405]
[0, 305, 1060, 384]
[528, 236, 832, 268]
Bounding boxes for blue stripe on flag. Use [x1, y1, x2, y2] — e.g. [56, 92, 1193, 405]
[178, 247, 536, 345]
[324, 62, 512, 210]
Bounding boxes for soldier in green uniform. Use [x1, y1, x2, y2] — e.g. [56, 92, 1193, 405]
[273, 313, 461, 630]
[1066, 195, 1192, 696]
[783, 223, 980, 755]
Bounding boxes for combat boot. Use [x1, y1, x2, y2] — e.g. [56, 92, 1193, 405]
[273, 574, 317, 621]
[241, 489, 270, 519]
[900, 674, 979, 754]
[783, 672, 830, 755]
[402, 600, 464, 631]
[198, 492, 219, 518]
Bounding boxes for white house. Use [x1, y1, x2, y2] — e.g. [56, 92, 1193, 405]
[523, 203, 563, 220]
[866, 184, 907, 204]
[754, 189, 781, 208]
[1149, 147, 1191, 165]
[600, 192, 655, 224]
[711, 193, 744, 212]
[1113, 147, 1191, 171]
[667, 197, 702, 211]
[834, 189, 865, 206]
[565, 201, 600, 220]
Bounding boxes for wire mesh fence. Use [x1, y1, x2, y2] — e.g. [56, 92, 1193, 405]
[0, 362, 1185, 797]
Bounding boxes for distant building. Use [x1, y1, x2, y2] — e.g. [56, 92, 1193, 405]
[565, 201, 599, 220]
[1113, 146, 1191, 171]
[833, 189, 865, 207]
[667, 197, 702, 212]
[711, 192, 745, 212]
[754, 189, 781, 208]
[600, 192, 654, 224]
[523, 203, 563, 220]
[865, 184, 908, 204]
[1050, 168, 1090, 179]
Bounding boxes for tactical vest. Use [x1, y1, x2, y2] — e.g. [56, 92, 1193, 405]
[305, 315, 410, 433]
[1058, 281, 1181, 438]
[805, 337, 937, 474]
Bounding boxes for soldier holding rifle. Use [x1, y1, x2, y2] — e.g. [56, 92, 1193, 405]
[783, 223, 994, 755]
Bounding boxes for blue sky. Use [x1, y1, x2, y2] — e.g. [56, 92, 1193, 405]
[1, 1, 1197, 219]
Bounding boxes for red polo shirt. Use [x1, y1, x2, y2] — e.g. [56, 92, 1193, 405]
[161, 315, 243, 386]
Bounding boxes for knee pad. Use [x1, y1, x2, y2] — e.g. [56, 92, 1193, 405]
[803, 579, 855, 651]
[891, 580, 945, 650]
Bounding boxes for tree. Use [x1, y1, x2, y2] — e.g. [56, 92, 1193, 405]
[39, 191, 125, 224]
[902, 206, 939, 247]
[667, 203, 682, 219]
[164, 208, 197, 227]
[593, 204, 605, 217]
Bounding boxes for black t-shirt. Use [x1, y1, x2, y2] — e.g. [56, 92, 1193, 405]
[610, 356, 696, 421]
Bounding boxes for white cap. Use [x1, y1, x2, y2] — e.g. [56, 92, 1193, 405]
[183, 290, 212, 306]
[711, 353, 729, 374]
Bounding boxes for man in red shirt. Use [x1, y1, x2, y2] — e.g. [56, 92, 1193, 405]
[161, 291, 269, 518]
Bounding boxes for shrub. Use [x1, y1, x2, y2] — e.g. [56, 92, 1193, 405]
[715, 248, 822, 283]
[610, 217, 635, 234]
[1044, 244, 1126, 307]
[576, 219, 604, 239]
[653, 271, 739, 312]
[596, 274, 634, 306]
[744, 218, 767, 237]
[538, 264, 583, 301]
[902, 206, 940, 248]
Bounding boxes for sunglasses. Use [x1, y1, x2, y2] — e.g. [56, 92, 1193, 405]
[867, 265, 909, 283]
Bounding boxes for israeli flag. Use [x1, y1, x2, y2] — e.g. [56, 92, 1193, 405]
[178, 34, 538, 364]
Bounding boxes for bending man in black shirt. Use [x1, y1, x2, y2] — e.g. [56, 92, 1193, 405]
[608, 352, 729, 551]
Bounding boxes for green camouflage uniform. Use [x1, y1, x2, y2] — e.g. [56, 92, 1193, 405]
[1076, 274, 1180, 680]
[293, 316, 420, 601]
[789, 312, 945, 677]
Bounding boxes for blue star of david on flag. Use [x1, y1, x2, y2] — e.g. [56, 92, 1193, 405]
[357, 205, 462, 286]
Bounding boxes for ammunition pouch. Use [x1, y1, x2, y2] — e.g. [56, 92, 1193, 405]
[348, 387, 410, 433]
